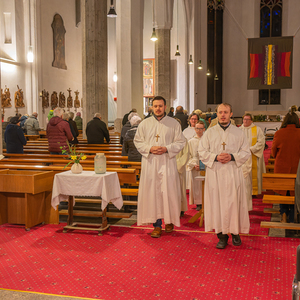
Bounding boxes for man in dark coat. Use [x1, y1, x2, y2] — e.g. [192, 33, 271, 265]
[174, 106, 189, 131]
[4, 116, 27, 153]
[86, 113, 110, 144]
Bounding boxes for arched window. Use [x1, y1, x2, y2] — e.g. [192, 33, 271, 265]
[259, 0, 282, 105]
[207, 0, 224, 105]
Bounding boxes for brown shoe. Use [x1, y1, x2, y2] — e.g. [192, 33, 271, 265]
[165, 223, 174, 233]
[151, 227, 162, 238]
[281, 213, 287, 223]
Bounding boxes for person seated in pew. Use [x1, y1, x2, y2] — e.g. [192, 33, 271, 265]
[124, 116, 142, 162]
[86, 113, 110, 144]
[271, 112, 300, 223]
[47, 107, 73, 154]
[4, 116, 27, 153]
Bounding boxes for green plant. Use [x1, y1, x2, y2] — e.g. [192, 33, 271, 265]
[60, 141, 86, 169]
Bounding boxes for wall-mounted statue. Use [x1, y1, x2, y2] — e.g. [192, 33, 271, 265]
[74, 90, 80, 108]
[42, 89, 49, 108]
[67, 88, 73, 108]
[51, 91, 58, 107]
[51, 14, 67, 70]
[1, 86, 12, 108]
[59, 92, 66, 108]
[14, 85, 25, 108]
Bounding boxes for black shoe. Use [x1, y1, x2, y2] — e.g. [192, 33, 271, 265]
[196, 204, 202, 211]
[216, 233, 229, 249]
[180, 211, 185, 217]
[232, 234, 242, 246]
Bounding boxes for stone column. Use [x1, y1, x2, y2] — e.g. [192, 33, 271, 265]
[82, 0, 108, 133]
[116, 0, 144, 118]
[153, 0, 174, 110]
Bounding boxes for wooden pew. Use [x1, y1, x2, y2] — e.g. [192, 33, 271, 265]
[3, 149, 122, 155]
[3, 153, 129, 161]
[260, 173, 298, 230]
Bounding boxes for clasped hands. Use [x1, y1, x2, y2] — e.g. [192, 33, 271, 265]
[150, 146, 167, 155]
[216, 152, 231, 164]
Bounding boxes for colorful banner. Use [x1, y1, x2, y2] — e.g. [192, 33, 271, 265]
[247, 36, 293, 90]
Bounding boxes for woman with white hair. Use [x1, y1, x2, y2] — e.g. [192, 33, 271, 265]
[124, 116, 142, 162]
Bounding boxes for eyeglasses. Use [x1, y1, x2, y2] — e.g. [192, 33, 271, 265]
[243, 118, 252, 121]
[195, 128, 205, 130]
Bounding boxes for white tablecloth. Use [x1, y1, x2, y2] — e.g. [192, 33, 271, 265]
[51, 171, 123, 210]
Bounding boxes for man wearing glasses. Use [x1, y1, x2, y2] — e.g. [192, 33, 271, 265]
[240, 113, 266, 211]
[187, 121, 206, 210]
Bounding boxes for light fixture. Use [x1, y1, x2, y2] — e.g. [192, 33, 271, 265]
[27, 45, 33, 62]
[113, 72, 118, 82]
[197, 60, 203, 70]
[206, 69, 211, 76]
[175, 45, 181, 56]
[188, 55, 193, 64]
[107, 0, 117, 18]
[150, 28, 158, 41]
[214, 74, 219, 80]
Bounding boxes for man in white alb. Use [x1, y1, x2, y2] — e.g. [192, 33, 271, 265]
[187, 121, 206, 210]
[240, 113, 266, 210]
[134, 96, 186, 238]
[198, 103, 251, 249]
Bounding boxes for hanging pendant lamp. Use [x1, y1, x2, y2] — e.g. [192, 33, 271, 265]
[107, 0, 117, 18]
[175, 45, 181, 56]
[197, 60, 203, 70]
[150, 28, 158, 41]
[206, 69, 211, 76]
[188, 55, 193, 64]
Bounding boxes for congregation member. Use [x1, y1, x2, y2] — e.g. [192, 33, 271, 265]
[68, 112, 79, 144]
[187, 121, 206, 210]
[240, 113, 266, 211]
[134, 96, 186, 238]
[120, 112, 139, 155]
[175, 106, 189, 131]
[24, 112, 42, 135]
[123, 115, 142, 162]
[74, 112, 82, 130]
[19, 114, 28, 133]
[198, 103, 251, 249]
[122, 108, 137, 125]
[47, 107, 73, 154]
[62, 113, 78, 144]
[144, 107, 152, 119]
[167, 107, 174, 117]
[4, 116, 27, 153]
[271, 112, 300, 223]
[86, 113, 110, 144]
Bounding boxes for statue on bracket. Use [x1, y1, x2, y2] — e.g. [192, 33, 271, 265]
[59, 92, 66, 108]
[42, 89, 49, 113]
[74, 90, 80, 108]
[67, 88, 73, 108]
[51, 14, 67, 70]
[14, 85, 25, 108]
[51, 91, 58, 107]
[1, 86, 12, 108]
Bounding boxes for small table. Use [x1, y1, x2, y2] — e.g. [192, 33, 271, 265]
[51, 171, 123, 235]
[188, 174, 205, 227]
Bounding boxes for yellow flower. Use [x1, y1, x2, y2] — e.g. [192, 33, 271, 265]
[71, 155, 77, 160]
[81, 156, 87, 160]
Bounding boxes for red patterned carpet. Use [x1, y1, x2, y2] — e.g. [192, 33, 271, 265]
[0, 223, 298, 299]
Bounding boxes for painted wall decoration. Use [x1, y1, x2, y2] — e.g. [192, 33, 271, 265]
[42, 90, 49, 110]
[14, 85, 25, 108]
[248, 36, 293, 90]
[143, 59, 155, 97]
[51, 14, 67, 70]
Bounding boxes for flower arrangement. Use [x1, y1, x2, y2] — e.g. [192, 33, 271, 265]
[60, 141, 87, 169]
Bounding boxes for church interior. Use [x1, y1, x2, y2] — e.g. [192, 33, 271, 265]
[0, 0, 300, 299]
